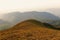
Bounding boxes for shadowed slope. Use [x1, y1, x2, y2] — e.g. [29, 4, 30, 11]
[0, 19, 60, 40]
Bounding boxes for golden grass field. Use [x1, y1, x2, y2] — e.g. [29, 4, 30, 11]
[0, 19, 60, 40]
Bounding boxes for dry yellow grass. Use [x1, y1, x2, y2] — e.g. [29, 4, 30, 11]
[0, 19, 60, 40]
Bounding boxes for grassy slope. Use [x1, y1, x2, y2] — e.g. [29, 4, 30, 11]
[0, 19, 60, 40]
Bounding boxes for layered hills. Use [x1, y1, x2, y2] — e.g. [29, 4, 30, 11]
[1, 11, 60, 28]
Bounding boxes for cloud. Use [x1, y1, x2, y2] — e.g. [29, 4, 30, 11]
[0, 0, 60, 14]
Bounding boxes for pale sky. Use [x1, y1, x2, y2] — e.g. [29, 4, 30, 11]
[0, 0, 60, 14]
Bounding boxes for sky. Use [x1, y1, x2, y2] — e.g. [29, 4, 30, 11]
[0, 0, 60, 15]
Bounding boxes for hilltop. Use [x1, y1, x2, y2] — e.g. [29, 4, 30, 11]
[0, 19, 60, 40]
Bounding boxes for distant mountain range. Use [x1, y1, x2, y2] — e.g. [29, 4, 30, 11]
[0, 11, 60, 29]
[1, 11, 60, 23]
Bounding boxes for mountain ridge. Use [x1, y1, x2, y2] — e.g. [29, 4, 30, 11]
[0, 11, 60, 29]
